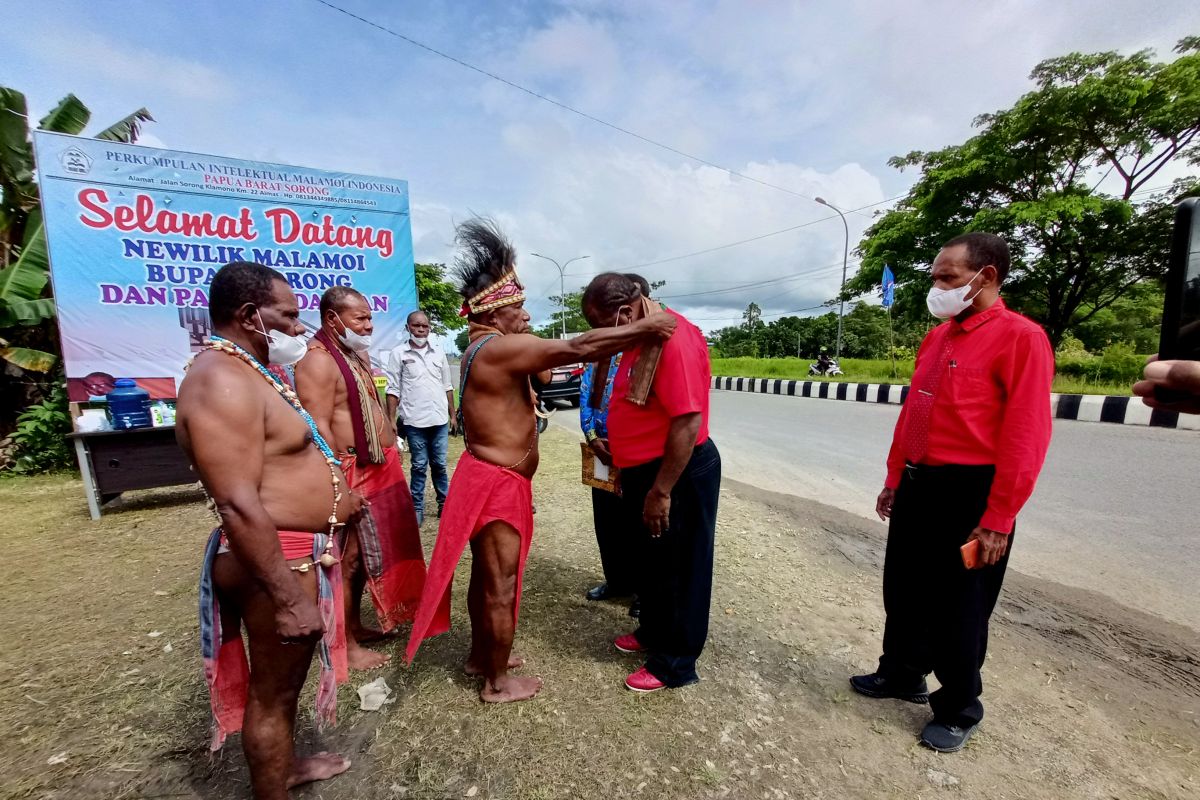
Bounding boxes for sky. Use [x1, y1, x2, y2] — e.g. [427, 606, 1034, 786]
[5, 0, 1196, 339]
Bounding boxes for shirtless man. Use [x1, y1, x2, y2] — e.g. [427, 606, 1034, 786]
[177, 261, 356, 800]
[295, 287, 427, 671]
[405, 218, 676, 702]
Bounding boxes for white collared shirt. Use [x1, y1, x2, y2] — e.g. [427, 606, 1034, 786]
[385, 339, 453, 427]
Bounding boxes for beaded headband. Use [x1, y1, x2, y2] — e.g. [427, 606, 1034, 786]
[460, 269, 526, 316]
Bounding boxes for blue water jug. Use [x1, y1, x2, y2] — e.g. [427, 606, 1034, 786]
[107, 379, 152, 429]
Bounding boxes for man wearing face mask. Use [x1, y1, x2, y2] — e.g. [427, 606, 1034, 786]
[385, 310, 458, 525]
[296, 286, 427, 672]
[850, 232, 1054, 753]
[178, 262, 362, 798]
[581, 272, 721, 694]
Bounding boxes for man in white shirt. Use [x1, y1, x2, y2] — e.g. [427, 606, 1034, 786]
[386, 310, 458, 524]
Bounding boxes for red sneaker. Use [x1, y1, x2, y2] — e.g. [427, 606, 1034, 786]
[613, 633, 645, 653]
[625, 666, 666, 693]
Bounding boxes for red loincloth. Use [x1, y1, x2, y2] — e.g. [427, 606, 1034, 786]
[340, 445, 427, 631]
[200, 528, 347, 750]
[405, 451, 534, 663]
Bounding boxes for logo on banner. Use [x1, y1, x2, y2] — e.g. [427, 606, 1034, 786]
[60, 147, 92, 175]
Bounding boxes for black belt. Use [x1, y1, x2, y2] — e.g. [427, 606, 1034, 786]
[904, 461, 995, 478]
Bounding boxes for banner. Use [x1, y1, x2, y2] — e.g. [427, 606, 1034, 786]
[33, 132, 416, 401]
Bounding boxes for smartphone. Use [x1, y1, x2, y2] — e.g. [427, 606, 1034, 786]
[960, 539, 981, 570]
[1157, 198, 1200, 403]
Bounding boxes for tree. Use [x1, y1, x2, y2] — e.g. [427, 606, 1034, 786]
[532, 279, 667, 339]
[846, 39, 1200, 347]
[413, 262, 468, 337]
[1, 88, 153, 372]
[534, 288, 590, 338]
[742, 302, 763, 329]
[1, 88, 152, 446]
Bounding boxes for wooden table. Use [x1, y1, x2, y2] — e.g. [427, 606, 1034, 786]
[67, 426, 196, 519]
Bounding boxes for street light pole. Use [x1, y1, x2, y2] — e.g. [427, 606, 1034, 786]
[816, 197, 850, 360]
[530, 252, 591, 338]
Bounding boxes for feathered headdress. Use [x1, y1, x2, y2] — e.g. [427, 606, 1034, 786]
[453, 218, 525, 317]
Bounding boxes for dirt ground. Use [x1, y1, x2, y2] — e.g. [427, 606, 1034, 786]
[2, 428, 1198, 800]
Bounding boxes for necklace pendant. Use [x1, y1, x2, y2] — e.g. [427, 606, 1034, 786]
[318, 552, 339, 568]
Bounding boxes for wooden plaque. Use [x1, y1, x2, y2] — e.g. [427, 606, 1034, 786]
[581, 441, 620, 494]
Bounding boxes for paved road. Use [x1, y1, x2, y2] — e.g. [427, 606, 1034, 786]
[554, 391, 1200, 632]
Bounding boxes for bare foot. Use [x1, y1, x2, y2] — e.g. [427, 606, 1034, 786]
[287, 752, 351, 788]
[464, 655, 525, 676]
[353, 625, 397, 644]
[347, 643, 391, 671]
[480, 674, 543, 703]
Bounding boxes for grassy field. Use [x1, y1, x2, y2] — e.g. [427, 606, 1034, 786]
[709, 357, 1137, 396]
[2, 429, 1197, 799]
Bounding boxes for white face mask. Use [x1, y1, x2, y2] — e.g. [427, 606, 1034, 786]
[336, 314, 373, 352]
[255, 310, 308, 366]
[409, 335, 428, 347]
[926, 270, 983, 319]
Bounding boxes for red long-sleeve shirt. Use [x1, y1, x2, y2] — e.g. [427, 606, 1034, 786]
[885, 298, 1054, 534]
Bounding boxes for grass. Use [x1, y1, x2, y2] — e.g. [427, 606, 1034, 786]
[709, 356, 1136, 396]
[3, 430, 1197, 799]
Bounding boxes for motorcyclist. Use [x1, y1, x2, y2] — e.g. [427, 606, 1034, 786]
[816, 347, 833, 375]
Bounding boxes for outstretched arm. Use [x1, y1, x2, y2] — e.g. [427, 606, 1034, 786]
[489, 315, 676, 375]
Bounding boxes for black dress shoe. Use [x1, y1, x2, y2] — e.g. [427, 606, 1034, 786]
[586, 583, 611, 601]
[628, 598, 641, 618]
[920, 720, 978, 753]
[849, 672, 930, 704]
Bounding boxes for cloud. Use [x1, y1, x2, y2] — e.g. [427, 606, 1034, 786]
[34, 31, 236, 103]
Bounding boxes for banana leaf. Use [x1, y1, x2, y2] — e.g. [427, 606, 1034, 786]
[0, 221, 49, 303]
[95, 108, 154, 143]
[0, 345, 56, 372]
[37, 94, 90, 135]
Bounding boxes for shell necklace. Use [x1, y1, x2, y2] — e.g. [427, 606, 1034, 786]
[199, 336, 343, 572]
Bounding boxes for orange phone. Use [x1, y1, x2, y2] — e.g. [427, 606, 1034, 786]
[960, 539, 981, 570]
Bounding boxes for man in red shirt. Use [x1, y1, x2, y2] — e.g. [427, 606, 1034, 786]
[851, 232, 1054, 752]
[582, 273, 721, 693]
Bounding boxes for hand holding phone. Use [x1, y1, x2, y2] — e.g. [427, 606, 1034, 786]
[960, 539, 981, 570]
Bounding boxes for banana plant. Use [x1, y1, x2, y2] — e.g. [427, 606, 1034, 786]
[0, 86, 152, 371]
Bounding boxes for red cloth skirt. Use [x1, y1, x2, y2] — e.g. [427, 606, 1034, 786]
[404, 451, 534, 663]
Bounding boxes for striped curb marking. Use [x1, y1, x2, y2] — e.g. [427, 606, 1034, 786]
[709, 376, 1200, 431]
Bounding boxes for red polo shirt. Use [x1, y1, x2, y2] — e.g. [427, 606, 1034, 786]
[885, 298, 1054, 534]
[607, 309, 711, 468]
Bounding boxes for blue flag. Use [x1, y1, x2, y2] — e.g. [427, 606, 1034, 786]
[882, 264, 895, 308]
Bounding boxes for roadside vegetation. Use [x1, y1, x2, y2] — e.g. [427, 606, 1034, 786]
[711, 338, 1144, 397]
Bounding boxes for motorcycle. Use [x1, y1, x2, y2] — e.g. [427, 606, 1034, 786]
[808, 358, 844, 377]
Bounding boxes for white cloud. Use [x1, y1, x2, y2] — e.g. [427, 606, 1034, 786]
[34, 31, 236, 103]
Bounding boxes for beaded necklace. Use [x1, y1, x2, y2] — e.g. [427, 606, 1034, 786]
[195, 335, 343, 572]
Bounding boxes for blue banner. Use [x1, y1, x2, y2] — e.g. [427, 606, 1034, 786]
[34, 132, 416, 401]
[881, 264, 895, 309]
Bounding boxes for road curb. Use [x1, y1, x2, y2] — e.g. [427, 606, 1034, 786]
[710, 376, 1200, 431]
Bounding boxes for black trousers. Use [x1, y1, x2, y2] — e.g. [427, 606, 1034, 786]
[591, 487, 637, 594]
[621, 438, 721, 687]
[878, 463, 1011, 727]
